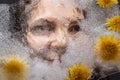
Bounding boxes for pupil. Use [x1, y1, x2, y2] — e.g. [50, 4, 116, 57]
[73, 25, 80, 31]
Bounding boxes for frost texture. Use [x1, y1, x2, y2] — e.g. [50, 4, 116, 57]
[0, 0, 120, 80]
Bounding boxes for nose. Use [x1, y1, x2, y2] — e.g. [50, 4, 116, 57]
[51, 28, 67, 48]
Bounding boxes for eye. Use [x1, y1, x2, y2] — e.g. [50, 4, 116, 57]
[68, 24, 80, 34]
[37, 26, 52, 31]
[33, 25, 52, 31]
[31, 25, 54, 35]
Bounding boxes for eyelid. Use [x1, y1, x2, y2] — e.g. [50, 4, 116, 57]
[69, 21, 79, 27]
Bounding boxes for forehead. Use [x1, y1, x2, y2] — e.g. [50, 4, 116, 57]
[26, 0, 84, 25]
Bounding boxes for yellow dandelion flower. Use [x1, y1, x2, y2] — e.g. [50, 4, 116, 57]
[106, 16, 120, 33]
[1, 55, 29, 80]
[96, 0, 118, 8]
[66, 63, 91, 80]
[94, 35, 120, 62]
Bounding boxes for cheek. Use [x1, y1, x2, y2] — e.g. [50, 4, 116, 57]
[67, 31, 92, 56]
[62, 32, 94, 66]
[69, 32, 90, 45]
[26, 33, 50, 52]
[75, 32, 90, 45]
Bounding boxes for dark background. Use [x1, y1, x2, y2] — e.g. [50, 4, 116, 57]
[0, 0, 19, 4]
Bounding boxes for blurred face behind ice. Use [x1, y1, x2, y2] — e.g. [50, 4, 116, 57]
[25, 0, 89, 63]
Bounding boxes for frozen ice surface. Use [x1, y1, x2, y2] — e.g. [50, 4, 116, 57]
[0, 3, 31, 80]
[0, 0, 120, 80]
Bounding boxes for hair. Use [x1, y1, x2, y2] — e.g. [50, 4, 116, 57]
[9, 0, 31, 43]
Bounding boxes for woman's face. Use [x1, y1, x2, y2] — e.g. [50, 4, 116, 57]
[25, 0, 89, 62]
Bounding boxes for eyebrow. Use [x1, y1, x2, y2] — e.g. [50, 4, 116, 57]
[29, 18, 56, 31]
[65, 17, 81, 22]
[63, 19, 79, 27]
[69, 21, 78, 25]
[30, 18, 55, 28]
